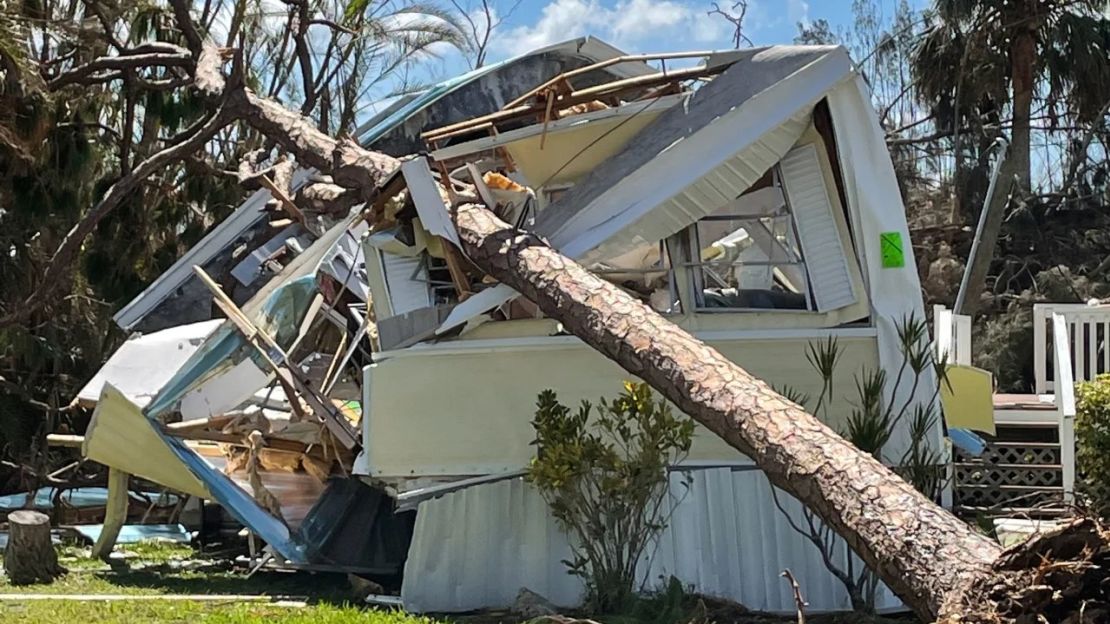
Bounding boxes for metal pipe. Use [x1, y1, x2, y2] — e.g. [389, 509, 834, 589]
[954, 136, 1008, 314]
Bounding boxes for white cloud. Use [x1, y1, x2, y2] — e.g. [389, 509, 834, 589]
[497, 0, 737, 57]
[787, 0, 810, 28]
[499, 0, 607, 56]
[612, 0, 688, 42]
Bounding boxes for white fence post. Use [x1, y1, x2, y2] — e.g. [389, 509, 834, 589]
[1034, 304, 1048, 395]
[933, 304, 971, 366]
[954, 314, 971, 366]
[1053, 312, 1078, 503]
[934, 304, 953, 363]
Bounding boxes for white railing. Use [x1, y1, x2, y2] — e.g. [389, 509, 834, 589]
[1034, 303, 1109, 395]
[1051, 312, 1078, 502]
[937, 304, 1081, 505]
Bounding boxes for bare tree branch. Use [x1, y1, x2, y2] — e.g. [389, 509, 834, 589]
[47, 47, 193, 90]
[707, 1, 752, 49]
[0, 44, 243, 328]
[170, 0, 205, 55]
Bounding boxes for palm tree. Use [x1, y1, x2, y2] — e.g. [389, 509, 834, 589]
[912, 1, 1110, 315]
[912, 0, 1110, 196]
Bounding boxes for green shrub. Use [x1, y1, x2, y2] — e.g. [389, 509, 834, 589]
[1075, 375, 1110, 514]
[526, 382, 694, 613]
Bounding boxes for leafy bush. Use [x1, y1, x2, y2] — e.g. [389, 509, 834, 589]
[1075, 375, 1110, 515]
[526, 382, 694, 613]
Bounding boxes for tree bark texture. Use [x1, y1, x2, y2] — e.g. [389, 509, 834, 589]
[953, 16, 1036, 317]
[190, 42, 1110, 623]
[3, 510, 65, 585]
[1009, 23, 1036, 193]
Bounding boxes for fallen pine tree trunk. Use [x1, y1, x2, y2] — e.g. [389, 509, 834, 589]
[183, 36, 1110, 624]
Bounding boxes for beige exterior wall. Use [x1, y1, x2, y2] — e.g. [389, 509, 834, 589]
[362, 330, 879, 478]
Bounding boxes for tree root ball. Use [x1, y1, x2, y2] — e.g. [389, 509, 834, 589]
[940, 518, 1110, 624]
[3, 510, 66, 585]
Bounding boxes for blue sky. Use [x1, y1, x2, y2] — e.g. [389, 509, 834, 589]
[467, 1, 927, 63]
[402, 0, 926, 94]
[361, 0, 930, 118]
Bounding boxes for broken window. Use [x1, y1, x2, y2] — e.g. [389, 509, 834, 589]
[684, 172, 812, 312]
[681, 144, 862, 314]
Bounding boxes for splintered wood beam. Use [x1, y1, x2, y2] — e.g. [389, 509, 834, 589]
[259, 175, 305, 224]
[46, 434, 85, 448]
[191, 266, 359, 450]
[502, 50, 719, 109]
[443, 245, 473, 301]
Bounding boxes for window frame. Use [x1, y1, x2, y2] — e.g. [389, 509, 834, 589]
[681, 166, 818, 314]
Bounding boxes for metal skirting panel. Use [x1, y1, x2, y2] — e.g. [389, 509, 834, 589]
[402, 468, 902, 614]
[402, 476, 582, 611]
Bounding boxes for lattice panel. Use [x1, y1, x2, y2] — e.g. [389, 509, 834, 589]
[967, 444, 1060, 466]
[954, 441, 1064, 515]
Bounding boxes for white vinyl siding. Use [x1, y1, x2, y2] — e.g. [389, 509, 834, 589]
[779, 144, 857, 312]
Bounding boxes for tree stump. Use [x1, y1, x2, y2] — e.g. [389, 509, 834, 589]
[3, 510, 65, 585]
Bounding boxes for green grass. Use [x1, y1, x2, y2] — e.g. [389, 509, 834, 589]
[0, 542, 916, 624]
[0, 541, 421, 622]
[0, 601, 437, 624]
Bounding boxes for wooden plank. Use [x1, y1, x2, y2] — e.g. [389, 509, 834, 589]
[191, 266, 359, 450]
[46, 434, 84, 448]
[90, 468, 129, 560]
[422, 64, 722, 142]
[166, 414, 239, 434]
[259, 175, 305, 224]
[502, 50, 719, 109]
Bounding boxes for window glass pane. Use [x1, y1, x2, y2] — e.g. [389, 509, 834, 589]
[690, 179, 812, 311]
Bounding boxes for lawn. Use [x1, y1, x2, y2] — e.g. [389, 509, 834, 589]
[0, 541, 916, 624]
[0, 541, 413, 623]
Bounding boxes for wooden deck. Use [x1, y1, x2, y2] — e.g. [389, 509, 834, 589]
[992, 393, 1055, 411]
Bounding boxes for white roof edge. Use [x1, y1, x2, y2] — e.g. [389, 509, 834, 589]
[112, 194, 268, 330]
[113, 168, 313, 330]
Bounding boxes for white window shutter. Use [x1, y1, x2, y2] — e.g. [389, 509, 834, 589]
[381, 252, 431, 315]
[779, 143, 857, 312]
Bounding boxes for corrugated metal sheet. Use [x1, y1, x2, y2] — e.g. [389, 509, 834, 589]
[403, 467, 901, 614]
[403, 476, 582, 611]
[84, 384, 212, 499]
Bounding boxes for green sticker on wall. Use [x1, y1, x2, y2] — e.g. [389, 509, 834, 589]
[880, 232, 905, 268]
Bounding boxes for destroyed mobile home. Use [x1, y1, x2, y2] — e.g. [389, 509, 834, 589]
[74, 40, 937, 614]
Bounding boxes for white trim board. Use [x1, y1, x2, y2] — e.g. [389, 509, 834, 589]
[375, 326, 877, 361]
[113, 169, 312, 330]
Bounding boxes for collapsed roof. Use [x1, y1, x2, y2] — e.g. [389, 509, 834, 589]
[113, 36, 657, 333]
